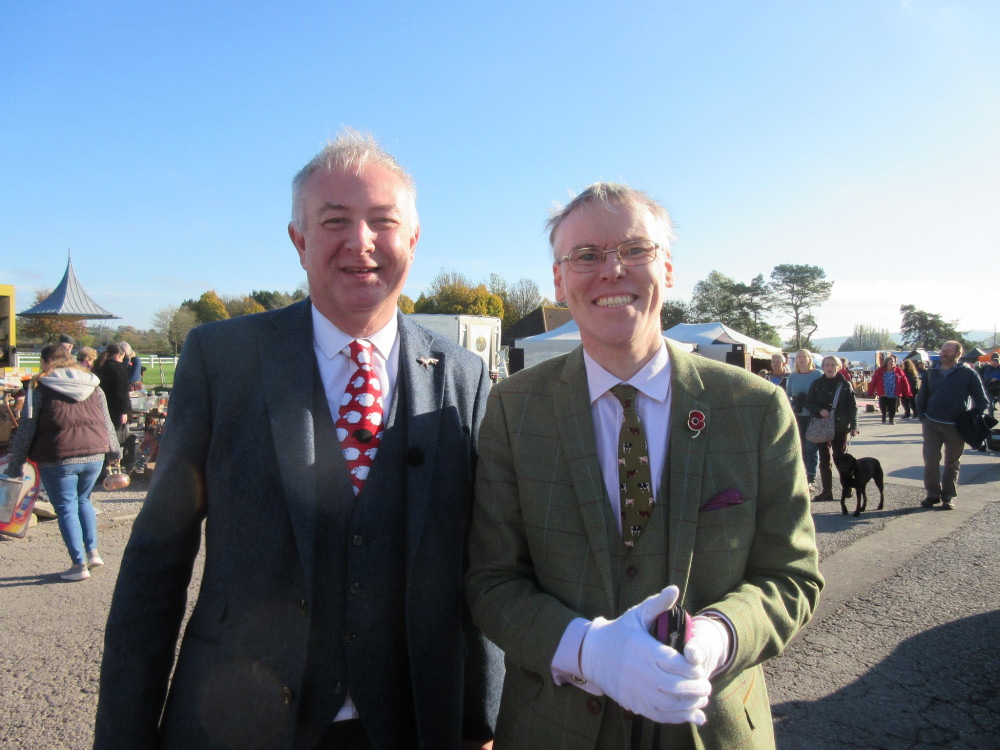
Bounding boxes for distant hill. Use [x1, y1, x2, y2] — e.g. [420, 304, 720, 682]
[811, 330, 995, 353]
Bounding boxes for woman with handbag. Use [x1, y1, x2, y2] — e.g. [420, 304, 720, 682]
[806, 355, 859, 501]
[5, 344, 122, 581]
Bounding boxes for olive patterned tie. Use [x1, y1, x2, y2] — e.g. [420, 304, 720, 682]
[611, 384, 655, 549]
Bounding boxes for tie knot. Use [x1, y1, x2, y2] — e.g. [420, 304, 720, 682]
[349, 339, 374, 369]
[611, 384, 638, 412]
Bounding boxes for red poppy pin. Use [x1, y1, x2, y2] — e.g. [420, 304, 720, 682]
[688, 410, 706, 438]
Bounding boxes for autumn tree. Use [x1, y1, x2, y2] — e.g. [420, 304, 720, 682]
[769, 264, 833, 351]
[397, 294, 415, 314]
[222, 295, 267, 318]
[488, 274, 544, 331]
[183, 290, 230, 325]
[16, 289, 87, 345]
[413, 270, 504, 318]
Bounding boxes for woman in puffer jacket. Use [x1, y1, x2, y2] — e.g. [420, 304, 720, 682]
[6, 344, 122, 581]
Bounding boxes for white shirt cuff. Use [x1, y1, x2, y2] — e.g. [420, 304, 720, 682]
[550, 617, 604, 695]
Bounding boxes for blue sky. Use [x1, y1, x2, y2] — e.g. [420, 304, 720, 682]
[2, 1, 996, 340]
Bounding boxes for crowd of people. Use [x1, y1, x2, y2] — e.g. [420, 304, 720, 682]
[772, 344, 996, 513]
[3, 130, 996, 749]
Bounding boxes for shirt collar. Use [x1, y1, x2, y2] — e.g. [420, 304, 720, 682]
[583, 341, 671, 405]
[310, 304, 398, 362]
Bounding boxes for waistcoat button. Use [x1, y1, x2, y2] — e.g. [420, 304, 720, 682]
[586, 697, 602, 715]
[281, 686, 294, 704]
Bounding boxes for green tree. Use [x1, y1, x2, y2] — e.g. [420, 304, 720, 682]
[167, 307, 198, 355]
[689, 271, 778, 344]
[898, 305, 965, 350]
[769, 264, 833, 351]
[838, 324, 896, 352]
[397, 294, 415, 314]
[660, 299, 689, 331]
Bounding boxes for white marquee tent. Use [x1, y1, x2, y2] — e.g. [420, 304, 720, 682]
[662, 322, 781, 362]
[515, 320, 694, 370]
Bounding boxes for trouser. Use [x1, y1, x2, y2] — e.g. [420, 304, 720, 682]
[901, 395, 917, 417]
[922, 419, 965, 501]
[795, 414, 819, 478]
[38, 461, 102, 565]
[878, 396, 898, 422]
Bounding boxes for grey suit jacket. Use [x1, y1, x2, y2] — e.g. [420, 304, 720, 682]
[466, 343, 823, 749]
[96, 300, 501, 750]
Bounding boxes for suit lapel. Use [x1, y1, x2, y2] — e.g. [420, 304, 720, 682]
[664, 342, 711, 600]
[555, 348, 616, 606]
[260, 300, 322, 592]
[396, 315, 444, 571]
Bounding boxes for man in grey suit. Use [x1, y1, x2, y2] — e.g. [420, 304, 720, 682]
[96, 131, 500, 749]
[466, 183, 823, 749]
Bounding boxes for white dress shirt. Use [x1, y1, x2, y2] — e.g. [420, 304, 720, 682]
[550, 342, 672, 689]
[310, 304, 401, 722]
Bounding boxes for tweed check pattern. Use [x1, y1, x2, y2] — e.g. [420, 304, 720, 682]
[611, 384, 654, 549]
[336, 339, 383, 496]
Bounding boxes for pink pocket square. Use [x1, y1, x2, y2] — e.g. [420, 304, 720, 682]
[700, 488, 745, 512]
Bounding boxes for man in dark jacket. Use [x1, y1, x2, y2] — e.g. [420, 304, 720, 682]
[916, 341, 989, 510]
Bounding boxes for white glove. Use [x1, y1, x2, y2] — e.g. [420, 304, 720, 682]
[684, 615, 731, 678]
[579, 585, 712, 724]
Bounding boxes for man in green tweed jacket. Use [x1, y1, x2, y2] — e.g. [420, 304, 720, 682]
[466, 182, 823, 750]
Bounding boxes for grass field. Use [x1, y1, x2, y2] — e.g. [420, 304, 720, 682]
[142, 360, 176, 387]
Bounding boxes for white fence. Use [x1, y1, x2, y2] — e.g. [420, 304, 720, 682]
[12, 354, 178, 371]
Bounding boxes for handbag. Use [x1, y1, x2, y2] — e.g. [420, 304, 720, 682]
[805, 383, 843, 444]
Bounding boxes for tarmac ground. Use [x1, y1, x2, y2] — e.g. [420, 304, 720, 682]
[1, 400, 998, 749]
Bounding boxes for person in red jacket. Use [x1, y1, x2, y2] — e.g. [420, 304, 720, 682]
[867, 354, 912, 424]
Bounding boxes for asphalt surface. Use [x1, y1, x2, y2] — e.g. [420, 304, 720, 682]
[1, 401, 997, 749]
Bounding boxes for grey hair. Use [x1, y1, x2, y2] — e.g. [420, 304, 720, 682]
[545, 181, 676, 262]
[290, 127, 417, 231]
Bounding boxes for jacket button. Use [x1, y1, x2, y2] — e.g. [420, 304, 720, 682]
[587, 697, 602, 715]
[334, 681, 344, 694]
[344, 632, 356, 643]
[625, 565, 638, 577]
[623, 710, 635, 720]
[281, 686, 294, 704]
[298, 599, 308, 615]
[352, 534, 364, 546]
[348, 582, 360, 594]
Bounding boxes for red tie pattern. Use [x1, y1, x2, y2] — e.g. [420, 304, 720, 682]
[336, 340, 383, 496]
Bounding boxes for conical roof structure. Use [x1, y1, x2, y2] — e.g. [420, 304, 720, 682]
[18, 254, 119, 320]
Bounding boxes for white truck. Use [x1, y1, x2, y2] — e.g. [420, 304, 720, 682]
[407, 314, 502, 380]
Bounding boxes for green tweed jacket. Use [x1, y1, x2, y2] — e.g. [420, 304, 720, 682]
[466, 342, 823, 749]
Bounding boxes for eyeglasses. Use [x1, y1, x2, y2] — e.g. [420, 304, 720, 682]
[559, 239, 659, 272]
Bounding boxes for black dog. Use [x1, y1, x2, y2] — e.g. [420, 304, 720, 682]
[836, 453, 884, 517]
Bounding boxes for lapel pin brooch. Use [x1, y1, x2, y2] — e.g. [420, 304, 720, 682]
[688, 410, 706, 438]
[416, 356, 439, 368]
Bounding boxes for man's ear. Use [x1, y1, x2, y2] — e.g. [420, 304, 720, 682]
[552, 262, 566, 303]
[288, 223, 306, 265]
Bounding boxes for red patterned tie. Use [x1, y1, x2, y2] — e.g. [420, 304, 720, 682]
[336, 340, 384, 496]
